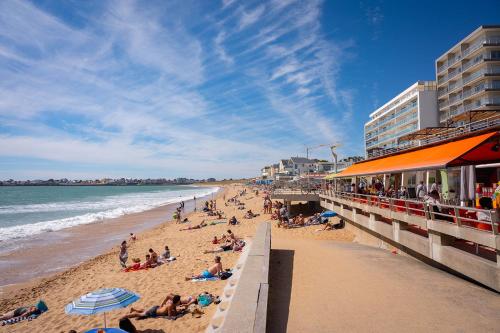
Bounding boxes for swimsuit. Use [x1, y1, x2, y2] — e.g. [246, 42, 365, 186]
[145, 306, 159, 318]
[13, 307, 27, 317]
[202, 270, 214, 278]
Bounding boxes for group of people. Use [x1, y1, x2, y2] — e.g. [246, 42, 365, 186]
[205, 229, 245, 253]
[121, 243, 175, 271]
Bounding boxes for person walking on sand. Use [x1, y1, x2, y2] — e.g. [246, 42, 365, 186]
[119, 241, 128, 268]
[194, 196, 197, 211]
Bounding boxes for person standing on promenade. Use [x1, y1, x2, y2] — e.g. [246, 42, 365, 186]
[417, 181, 427, 200]
[119, 241, 128, 268]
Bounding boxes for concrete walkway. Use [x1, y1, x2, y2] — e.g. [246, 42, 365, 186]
[267, 238, 500, 333]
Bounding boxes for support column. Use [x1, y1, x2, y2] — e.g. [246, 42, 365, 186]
[392, 220, 408, 243]
[428, 230, 455, 262]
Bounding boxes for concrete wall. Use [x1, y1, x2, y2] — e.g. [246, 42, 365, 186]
[207, 222, 271, 333]
[418, 89, 439, 129]
[320, 194, 500, 291]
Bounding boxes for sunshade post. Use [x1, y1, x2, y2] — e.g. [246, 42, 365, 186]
[104, 312, 106, 328]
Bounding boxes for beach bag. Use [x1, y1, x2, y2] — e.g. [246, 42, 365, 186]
[36, 300, 48, 313]
[197, 294, 213, 307]
[220, 271, 232, 280]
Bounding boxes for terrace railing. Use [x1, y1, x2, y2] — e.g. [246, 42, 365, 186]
[319, 190, 498, 235]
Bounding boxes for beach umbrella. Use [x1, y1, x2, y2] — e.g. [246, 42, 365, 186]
[65, 288, 140, 328]
[85, 329, 128, 333]
[321, 211, 337, 218]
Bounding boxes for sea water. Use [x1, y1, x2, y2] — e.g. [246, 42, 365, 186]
[0, 185, 217, 249]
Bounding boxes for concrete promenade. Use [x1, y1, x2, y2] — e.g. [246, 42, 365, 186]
[267, 237, 500, 333]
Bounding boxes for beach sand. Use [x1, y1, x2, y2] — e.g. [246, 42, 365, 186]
[0, 184, 356, 332]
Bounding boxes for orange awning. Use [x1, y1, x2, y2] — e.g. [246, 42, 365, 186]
[336, 131, 499, 178]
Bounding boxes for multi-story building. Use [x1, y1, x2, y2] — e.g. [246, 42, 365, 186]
[436, 26, 500, 125]
[364, 81, 438, 158]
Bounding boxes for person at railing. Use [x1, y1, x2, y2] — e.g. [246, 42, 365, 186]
[416, 181, 427, 200]
[476, 197, 493, 223]
[398, 186, 408, 199]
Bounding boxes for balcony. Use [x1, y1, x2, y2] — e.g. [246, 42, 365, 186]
[436, 37, 500, 74]
[439, 99, 449, 109]
[464, 96, 500, 112]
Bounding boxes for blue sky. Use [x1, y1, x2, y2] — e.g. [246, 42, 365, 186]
[1, 0, 499, 180]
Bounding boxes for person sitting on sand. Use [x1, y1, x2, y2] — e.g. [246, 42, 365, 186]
[228, 216, 238, 225]
[0, 305, 41, 321]
[148, 248, 160, 265]
[185, 256, 223, 280]
[180, 220, 207, 231]
[129, 233, 137, 241]
[244, 210, 259, 219]
[220, 229, 236, 242]
[124, 295, 181, 319]
[204, 238, 245, 253]
[162, 246, 171, 259]
[141, 254, 154, 269]
[212, 236, 219, 244]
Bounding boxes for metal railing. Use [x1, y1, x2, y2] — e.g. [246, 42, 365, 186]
[319, 191, 498, 235]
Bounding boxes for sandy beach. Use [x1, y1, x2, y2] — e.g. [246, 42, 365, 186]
[0, 183, 356, 332]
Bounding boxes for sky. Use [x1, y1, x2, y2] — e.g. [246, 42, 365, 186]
[1, 0, 499, 180]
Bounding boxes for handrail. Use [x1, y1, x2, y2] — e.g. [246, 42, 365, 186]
[319, 190, 498, 235]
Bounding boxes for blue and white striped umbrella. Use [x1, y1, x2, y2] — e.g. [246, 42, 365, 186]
[65, 288, 140, 315]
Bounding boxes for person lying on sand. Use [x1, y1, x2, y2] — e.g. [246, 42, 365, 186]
[125, 258, 141, 271]
[179, 220, 207, 231]
[0, 306, 41, 321]
[162, 293, 198, 309]
[316, 219, 345, 231]
[244, 210, 259, 219]
[185, 256, 223, 280]
[124, 295, 181, 319]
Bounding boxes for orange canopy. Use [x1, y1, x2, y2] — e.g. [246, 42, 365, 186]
[336, 131, 499, 178]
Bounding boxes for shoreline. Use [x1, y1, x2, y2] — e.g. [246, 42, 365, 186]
[0, 186, 221, 292]
[0, 183, 357, 333]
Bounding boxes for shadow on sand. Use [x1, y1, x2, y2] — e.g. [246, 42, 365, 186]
[266, 249, 295, 333]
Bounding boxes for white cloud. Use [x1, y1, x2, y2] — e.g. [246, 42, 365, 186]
[0, 0, 360, 179]
[214, 31, 234, 65]
[238, 5, 265, 30]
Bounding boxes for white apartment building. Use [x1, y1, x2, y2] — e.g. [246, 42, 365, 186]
[436, 26, 500, 125]
[364, 81, 438, 158]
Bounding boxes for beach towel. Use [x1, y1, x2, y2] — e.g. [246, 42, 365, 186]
[209, 221, 226, 226]
[137, 310, 186, 321]
[191, 276, 219, 282]
[1, 314, 39, 326]
[124, 265, 148, 272]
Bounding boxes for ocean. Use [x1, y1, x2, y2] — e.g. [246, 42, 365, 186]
[0, 185, 218, 252]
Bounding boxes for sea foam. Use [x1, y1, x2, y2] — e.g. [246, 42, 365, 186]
[0, 186, 218, 243]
